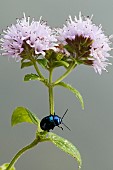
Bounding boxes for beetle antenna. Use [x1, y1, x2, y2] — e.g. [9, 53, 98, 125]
[62, 122, 71, 131]
[61, 109, 71, 131]
[61, 109, 68, 121]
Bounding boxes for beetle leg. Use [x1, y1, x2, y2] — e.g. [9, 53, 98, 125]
[58, 125, 63, 130]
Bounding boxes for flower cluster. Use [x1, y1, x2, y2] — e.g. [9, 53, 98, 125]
[0, 13, 112, 74]
[0, 14, 57, 60]
[56, 13, 112, 74]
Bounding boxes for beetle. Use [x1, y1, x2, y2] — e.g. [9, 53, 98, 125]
[40, 109, 70, 131]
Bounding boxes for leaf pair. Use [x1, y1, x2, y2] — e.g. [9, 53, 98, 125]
[21, 58, 69, 70]
[24, 73, 84, 109]
[11, 107, 82, 169]
[21, 58, 48, 69]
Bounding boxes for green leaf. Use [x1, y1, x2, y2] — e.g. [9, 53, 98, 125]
[37, 59, 48, 68]
[52, 61, 69, 68]
[11, 107, 40, 126]
[0, 163, 15, 170]
[24, 73, 43, 82]
[56, 82, 84, 109]
[21, 61, 33, 69]
[48, 132, 82, 169]
[26, 108, 40, 125]
[56, 53, 64, 61]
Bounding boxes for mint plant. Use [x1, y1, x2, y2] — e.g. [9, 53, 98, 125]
[0, 12, 112, 170]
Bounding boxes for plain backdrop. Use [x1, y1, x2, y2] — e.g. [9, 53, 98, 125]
[0, 0, 113, 170]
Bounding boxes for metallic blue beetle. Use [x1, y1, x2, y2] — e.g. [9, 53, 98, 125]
[40, 109, 70, 131]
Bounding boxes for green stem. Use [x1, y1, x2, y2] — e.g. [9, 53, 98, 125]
[49, 68, 54, 115]
[32, 58, 45, 79]
[6, 138, 39, 170]
[53, 62, 76, 85]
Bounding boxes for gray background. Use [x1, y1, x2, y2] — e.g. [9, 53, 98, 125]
[0, 0, 113, 170]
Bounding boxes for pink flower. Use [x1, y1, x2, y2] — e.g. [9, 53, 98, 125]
[56, 12, 112, 74]
[0, 14, 58, 60]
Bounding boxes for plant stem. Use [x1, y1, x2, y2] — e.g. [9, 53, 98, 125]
[49, 68, 54, 115]
[6, 138, 39, 170]
[32, 58, 45, 79]
[53, 62, 76, 86]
